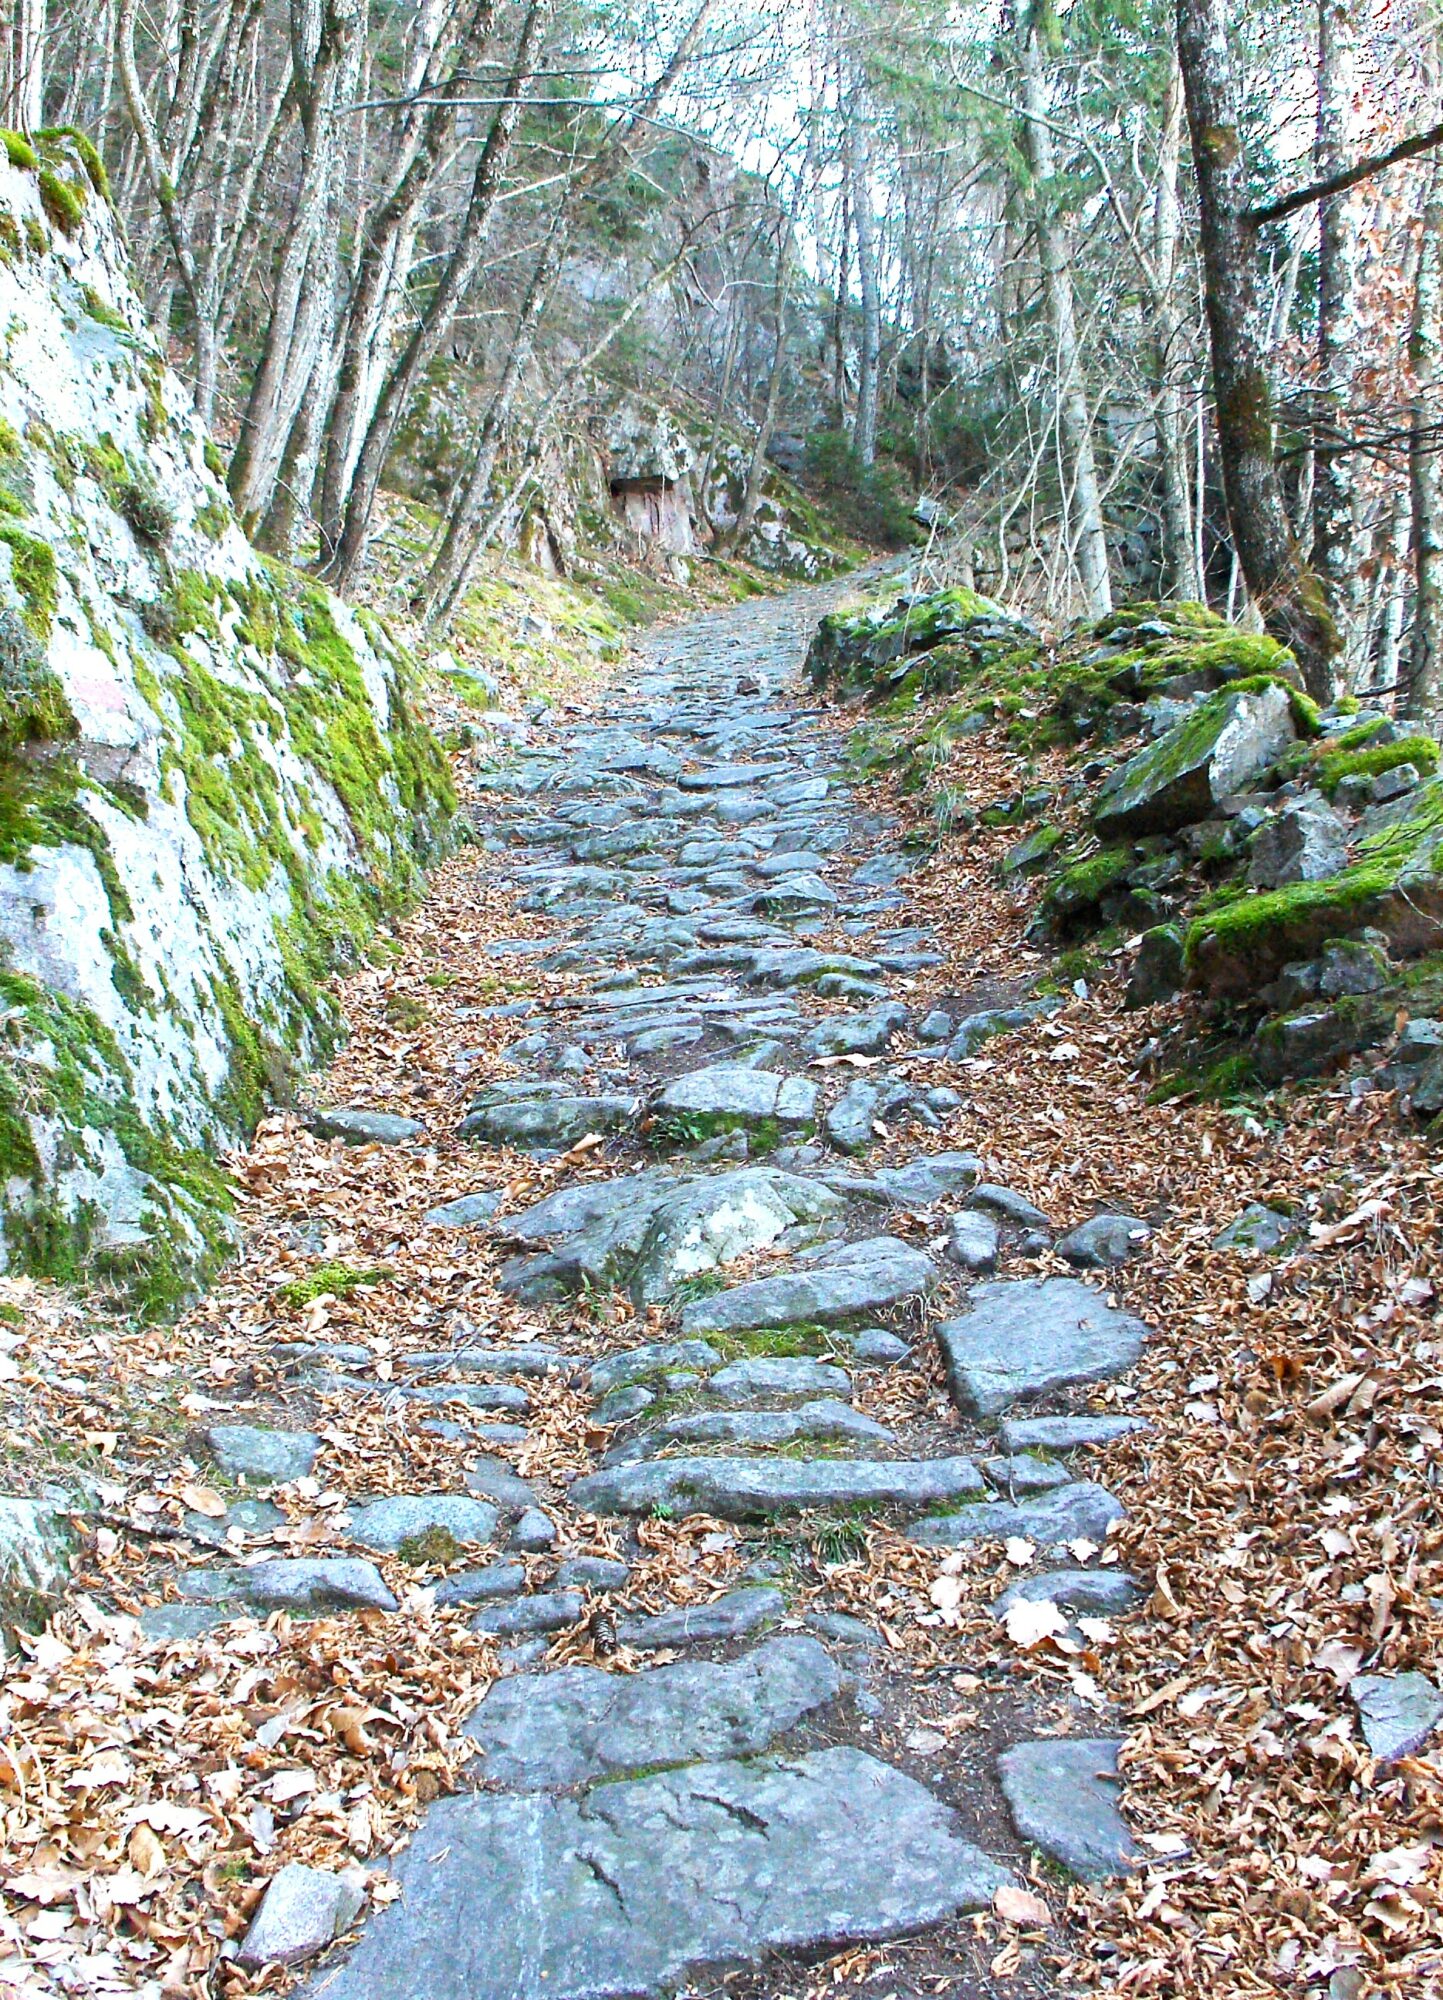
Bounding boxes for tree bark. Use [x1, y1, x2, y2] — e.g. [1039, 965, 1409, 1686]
[1174, 0, 1340, 699]
[848, 109, 880, 468]
[726, 222, 791, 550]
[1311, 0, 1365, 668]
[1407, 157, 1443, 721]
[320, 0, 553, 588]
[1153, 60, 1202, 600]
[1016, 8, 1112, 618]
[2, 0, 45, 129]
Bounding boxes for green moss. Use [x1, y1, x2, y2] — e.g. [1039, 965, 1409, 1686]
[1316, 735, 1440, 798]
[0, 523, 57, 638]
[35, 128, 109, 202]
[398, 1526, 463, 1566]
[78, 284, 126, 333]
[1045, 845, 1134, 915]
[194, 499, 229, 542]
[1, 130, 37, 171]
[22, 216, 45, 256]
[36, 171, 84, 235]
[202, 439, 227, 480]
[274, 1261, 390, 1308]
[84, 434, 173, 545]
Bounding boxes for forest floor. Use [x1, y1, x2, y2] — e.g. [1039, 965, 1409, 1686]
[0, 569, 1440, 2000]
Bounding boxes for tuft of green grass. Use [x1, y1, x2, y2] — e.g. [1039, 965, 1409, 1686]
[274, 1261, 390, 1308]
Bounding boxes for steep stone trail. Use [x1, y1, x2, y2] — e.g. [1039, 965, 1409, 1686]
[241, 574, 1149, 2000]
[111, 575, 1171, 1999]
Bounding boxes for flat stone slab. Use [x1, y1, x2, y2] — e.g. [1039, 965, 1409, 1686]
[180, 1558, 397, 1615]
[679, 761, 792, 787]
[424, 1190, 504, 1229]
[652, 1064, 818, 1136]
[937, 1278, 1149, 1417]
[1056, 1214, 1151, 1268]
[617, 1587, 784, 1650]
[312, 1108, 423, 1145]
[571, 1455, 984, 1523]
[471, 1590, 583, 1639]
[1351, 1672, 1443, 1763]
[590, 1339, 721, 1396]
[459, 1086, 640, 1150]
[998, 1415, 1150, 1453]
[993, 1570, 1142, 1618]
[909, 1480, 1124, 1550]
[434, 1563, 527, 1608]
[613, 1399, 892, 1462]
[964, 1183, 1050, 1230]
[239, 1862, 364, 1969]
[398, 1381, 530, 1414]
[682, 1236, 937, 1338]
[946, 1211, 999, 1273]
[997, 1738, 1139, 1883]
[206, 1424, 319, 1483]
[501, 1166, 839, 1303]
[346, 1495, 499, 1554]
[703, 1356, 852, 1404]
[299, 1747, 1009, 2000]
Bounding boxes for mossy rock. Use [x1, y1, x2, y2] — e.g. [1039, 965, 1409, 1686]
[1187, 777, 1443, 997]
[1316, 734, 1440, 799]
[1093, 680, 1300, 840]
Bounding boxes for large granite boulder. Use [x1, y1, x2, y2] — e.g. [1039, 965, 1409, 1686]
[1093, 682, 1296, 838]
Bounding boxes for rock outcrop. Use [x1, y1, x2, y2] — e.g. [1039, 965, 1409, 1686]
[0, 138, 452, 1304]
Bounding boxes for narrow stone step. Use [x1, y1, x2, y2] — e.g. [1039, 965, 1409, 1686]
[997, 1739, 1140, 1883]
[908, 1479, 1124, 1550]
[681, 1236, 937, 1338]
[570, 1454, 985, 1522]
[936, 1277, 1150, 1417]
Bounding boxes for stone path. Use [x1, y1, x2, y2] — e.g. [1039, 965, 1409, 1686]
[181, 580, 1169, 1994]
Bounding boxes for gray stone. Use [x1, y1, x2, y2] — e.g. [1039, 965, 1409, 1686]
[555, 1556, 631, 1591]
[431, 1345, 566, 1379]
[851, 1329, 909, 1364]
[181, 1558, 398, 1615]
[1094, 682, 1297, 839]
[424, 1190, 504, 1228]
[595, 1385, 656, 1423]
[918, 1009, 954, 1042]
[1351, 1672, 1443, 1763]
[937, 1278, 1148, 1417]
[571, 1454, 984, 1523]
[997, 1739, 1139, 1883]
[1056, 1214, 1151, 1269]
[239, 1863, 365, 1968]
[508, 1508, 556, 1553]
[311, 1108, 424, 1146]
[470, 1590, 584, 1639]
[614, 1400, 892, 1462]
[993, 1570, 1142, 1617]
[398, 1381, 531, 1414]
[617, 1586, 785, 1650]
[947, 1210, 999, 1272]
[802, 1002, 909, 1058]
[909, 1480, 1125, 1549]
[703, 1356, 852, 1404]
[682, 1236, 937, 1338]
[1211, 1204, 1296, 1253]
[869, 1152, 985, 1205]
[805, 1610, 881, 1648]
[964, 1184, 1050, 1230]
[346, 1495, 499, 1554]
[468, 1636, 839, 1790]
[1371, 762, 1421, 803]
[433, 1564, 527, 1608]
[978, 1453, 1070, 1495]
[182, 1497, 286, 1547]
[679, 761, 790, 789]
[459, 1087, 640, 1150]
[206, 1424, 320, 1483]
[948, 1005, 1049, 1060]
[997, 1415, 1150, 1453]
[652, 1064, 818, 1137]
[590, 1339, 721, 1396]
[0, 1495, 73, 1610]
[1248, 801, 1349, 889]
[300, 1747, 1009, 2000]
[141, 1602, 235, 1641]
[1125, 925, 1185, 1009]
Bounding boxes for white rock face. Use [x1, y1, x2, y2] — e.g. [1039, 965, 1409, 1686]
[0, 139, 451, 1299]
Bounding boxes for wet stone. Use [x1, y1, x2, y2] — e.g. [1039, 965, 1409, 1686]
[998, 1739, 1139, 1884]
[937, 1278, 1149, 1417]
[300, 1747, 1009, 2000]
[467, 1636, 840, 1790]
[206, 1424, 319, 1484]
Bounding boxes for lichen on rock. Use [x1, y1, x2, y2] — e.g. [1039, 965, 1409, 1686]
[0, 145, 453, 1307]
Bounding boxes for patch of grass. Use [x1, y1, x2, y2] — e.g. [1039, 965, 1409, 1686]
[383, 992, 428, 1030]
[1, 130, 37, 170]
[273, 1261, 390, 1308]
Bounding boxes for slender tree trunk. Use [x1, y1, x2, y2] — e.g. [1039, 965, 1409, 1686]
[1017, 10, 1112, 617]
[321, 0, 553, 587]
[2, 0, 45, 128]
[726, 226, 791, 550]
[1372, 488, 1411, 698]
[1174, 0, 1340, 698]
[1407, 157, 1443, 720]
[848, 110, 880, 468]
[1154, 61, 1202, 599]
[696, 302, 742, 536]
[1311, 0, 1365, 667]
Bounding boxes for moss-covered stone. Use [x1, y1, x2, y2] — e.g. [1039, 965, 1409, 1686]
[1093, 680, 1299, 839]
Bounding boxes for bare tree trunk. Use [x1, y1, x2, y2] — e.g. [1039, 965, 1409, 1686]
[1016, 9, 1111, 618]
[848, 109, 880, 468]
[1174, 0, 1340, 698]
[696, 299, 742, 537]
[1372, 488, 1411, 698]
[227, 0, 360, 530]
[1407, 157, 1443, 721]
[2, 0, 45, 128]
[1153, 61, 1202, 599]
[1311, 0, 1365, 668]
[321, 0, 553, 587]
[726, 223, 791, 550]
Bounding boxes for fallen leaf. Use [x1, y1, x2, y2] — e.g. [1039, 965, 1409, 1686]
[994, 1883, 1051, 1928]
